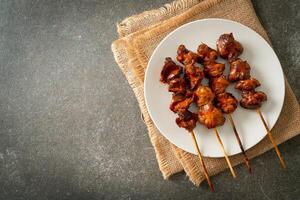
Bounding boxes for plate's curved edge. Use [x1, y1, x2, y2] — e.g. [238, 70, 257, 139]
[144, 18, 286, 157]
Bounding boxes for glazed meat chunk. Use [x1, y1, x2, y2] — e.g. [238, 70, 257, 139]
[177, 44, 199, 64]
[240, 90, 267, 109]
[194, 86, 215, 107]
[216, 33, 243, 62]
[197, 43, 218, 63]
[215, 92, 238, 114]
[228, 59, 251, 82]
[176, 110, 198, 132]
[160, 57, 182, 83]
[184, 63, 204, 90]
[177, 44, 189, 63]
[235, 77, 261, 91]
[204, 62, 225, 78]
[169, 92, 194, 113]
[168, 78, 186, 94]
[198, 103, 225, 129]
[210, 75, 230, 95]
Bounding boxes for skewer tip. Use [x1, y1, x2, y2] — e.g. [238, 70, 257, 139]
[256, 109, 286, 169]
[190, 131, 215, 191]
[213, 128, 237, 178]
[228, 114, 252, 174]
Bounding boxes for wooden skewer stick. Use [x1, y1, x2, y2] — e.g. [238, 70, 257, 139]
[190, 131, 215, 192]
[257, 109, 286, 168]
[213, 128, 237, 178]
[228, 114, 252, 173]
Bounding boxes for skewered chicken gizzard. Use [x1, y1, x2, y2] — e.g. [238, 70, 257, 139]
[159, 56, 199, 131]
[197, 43, 218, 63]
[240, 90, 267, 109]
[216, 92, 238, 114]
[209, 75, 230, 95]
[235, 77, 266, 108]
[204, 62, 225, 78]
[194, 86, 215, 107]
[176, 110, 198, 131]
[220, 33, 285, 169]
[198, 103, 225, 129]
[228, 59, 251, 82]
[168, 77, 186, 94]
[177, 44, 200, 65]
[168, 44, 218, 191]
[160, 57, 182, 83]
[216, 33, 243, 62]
[235, 77, 261, 91]
[169, 92, 194, 113]
[184, 63, 204, 90]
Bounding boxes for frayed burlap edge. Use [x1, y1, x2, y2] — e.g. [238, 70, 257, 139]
[117, 0, 202, 37]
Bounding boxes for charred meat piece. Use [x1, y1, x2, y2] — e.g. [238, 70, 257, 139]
[198, 103, 225, 129]
[177, 44, 199, 64]
[204, 61, 225, 78]
[215, 92, 238, 114]
[168, 77, 186, 94]
[228, 59, 251, 82]
[176, 110, 198, 131]
[194, 86, 215, 107]
[169, 92, 194, 113]
[160, 57, 182, 83]
[235, 77, 261, 91]
[184, 52, 200, 65]
[177, 44, 189, 63]
[197, 43, 218, 63]
[184, 63, 204, 90]
[210, 75, 230, 95]
[216, 33, 243, 62]
[240, 90, 267, 109]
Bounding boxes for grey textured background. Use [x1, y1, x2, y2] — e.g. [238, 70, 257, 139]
[0, 0, 299, 200]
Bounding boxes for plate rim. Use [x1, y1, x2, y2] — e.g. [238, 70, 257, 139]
[144, 18, 285, 157]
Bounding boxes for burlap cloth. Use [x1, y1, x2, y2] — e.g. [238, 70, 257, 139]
[111, 0, 300, 186]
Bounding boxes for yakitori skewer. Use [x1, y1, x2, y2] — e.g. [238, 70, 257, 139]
[195, 87, 236, 178]
[238, 80, 285, 168]
[217, 33, 286, 168]
[160, 57, 215, 191]
[178, 45, 237, 178]
[176, 111, 215, 192]
[191, 130, 215, 191]
[216, 92, 252, 173]
[198, 44, 251, 173]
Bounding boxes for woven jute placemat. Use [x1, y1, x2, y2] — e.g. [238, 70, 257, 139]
[111, 0, 300, 186]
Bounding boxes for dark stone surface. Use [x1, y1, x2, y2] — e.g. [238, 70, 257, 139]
[0, 0, 299, 199]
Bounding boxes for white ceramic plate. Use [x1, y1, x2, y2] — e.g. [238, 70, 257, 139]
[144, 19, 285, 157]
